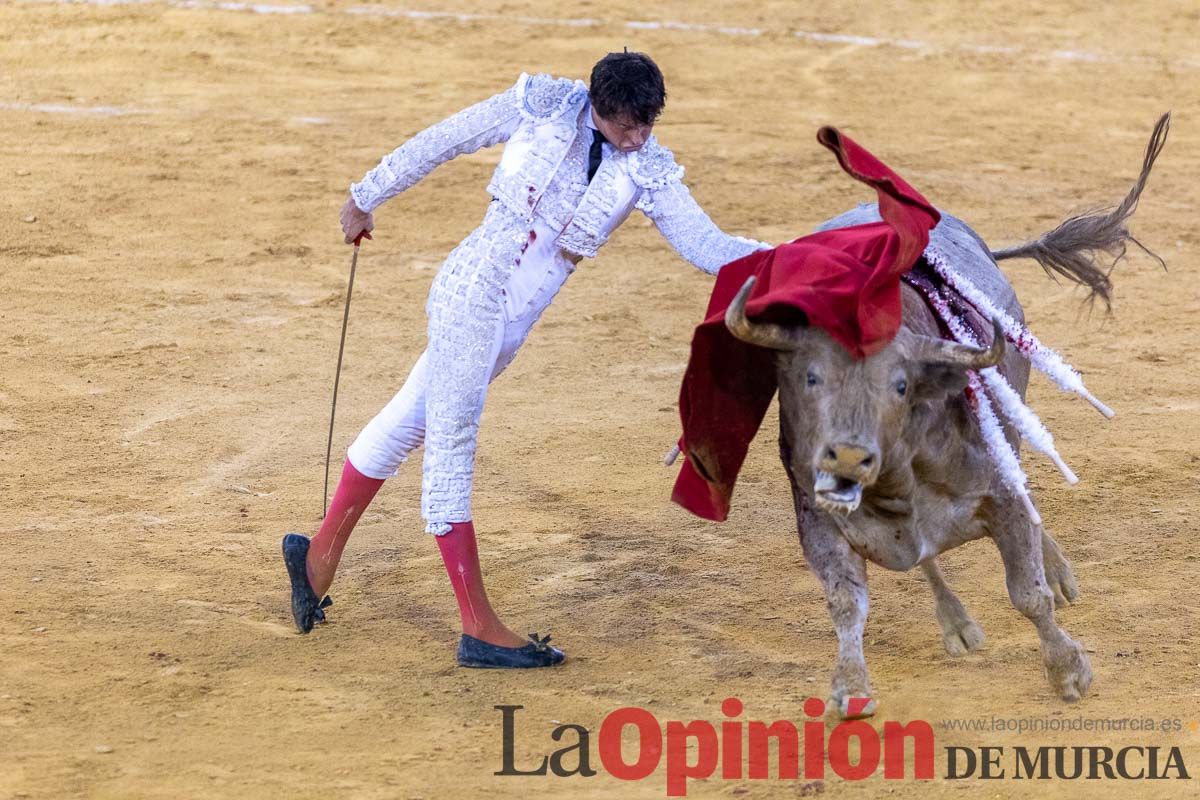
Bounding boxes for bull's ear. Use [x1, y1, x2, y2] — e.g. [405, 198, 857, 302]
[911, 362, 971, 403]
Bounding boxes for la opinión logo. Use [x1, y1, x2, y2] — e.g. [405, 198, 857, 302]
[495, 698, 934, 796]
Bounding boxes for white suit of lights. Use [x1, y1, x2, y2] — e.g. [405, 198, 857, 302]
[346, 73, 769, 533]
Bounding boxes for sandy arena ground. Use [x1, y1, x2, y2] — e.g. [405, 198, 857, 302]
[2, 0, 1199, 797]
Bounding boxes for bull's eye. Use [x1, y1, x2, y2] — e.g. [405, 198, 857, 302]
[806, 370, 819, 387]
[896, 379, 908, 396]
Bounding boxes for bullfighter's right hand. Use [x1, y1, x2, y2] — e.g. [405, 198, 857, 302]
[340, 196, 374, 244]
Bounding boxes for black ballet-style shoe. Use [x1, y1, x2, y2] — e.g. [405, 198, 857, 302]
[281, 533, 333, 634]
[456, 632, 566, 669]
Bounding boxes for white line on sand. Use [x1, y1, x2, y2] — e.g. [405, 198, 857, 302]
[22, 0, 1199, 71]
[0, 101, 147, 116]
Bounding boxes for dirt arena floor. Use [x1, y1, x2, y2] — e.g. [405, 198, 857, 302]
[3, 0, 1199, 797]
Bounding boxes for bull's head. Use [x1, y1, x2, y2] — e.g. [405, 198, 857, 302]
[725, 277, 1004, 516]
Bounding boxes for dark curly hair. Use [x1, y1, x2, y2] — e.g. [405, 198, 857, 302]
[589, 51, 666, 126]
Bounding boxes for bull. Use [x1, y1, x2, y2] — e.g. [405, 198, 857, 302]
[723, 115, 1168, 718]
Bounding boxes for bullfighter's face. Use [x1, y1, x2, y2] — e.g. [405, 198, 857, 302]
[591, 107, 653, 153]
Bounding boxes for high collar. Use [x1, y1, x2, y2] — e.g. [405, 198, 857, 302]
[583, 99, 600, 131]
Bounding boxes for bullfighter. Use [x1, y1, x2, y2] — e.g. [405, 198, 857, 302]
[282, 51, 769, 668]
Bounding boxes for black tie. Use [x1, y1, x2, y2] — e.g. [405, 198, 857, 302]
[587, 128, 606, 183]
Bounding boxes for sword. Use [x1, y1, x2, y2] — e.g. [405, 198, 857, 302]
[324, 230, 371, 517]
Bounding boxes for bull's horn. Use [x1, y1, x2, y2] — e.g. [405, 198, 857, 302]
[724, 276, 807, 351]
[915, 319, 1006, 370]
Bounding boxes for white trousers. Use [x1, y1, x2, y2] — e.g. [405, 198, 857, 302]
[346, 211, 572, 532]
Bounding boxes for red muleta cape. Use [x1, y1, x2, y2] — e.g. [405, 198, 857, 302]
[672, 127, 942, 522]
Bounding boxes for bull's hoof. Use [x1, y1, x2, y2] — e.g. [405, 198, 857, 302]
[1045, 639, 1093, 702]
[833, 695, 877, 720]
[941, 618, 986, 657]
[830, 671, 876, 719]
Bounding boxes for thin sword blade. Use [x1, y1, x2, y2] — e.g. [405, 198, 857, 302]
[324, 243, 360, 517]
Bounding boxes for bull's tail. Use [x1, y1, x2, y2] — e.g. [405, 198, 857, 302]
[991, 112, 1170, 310]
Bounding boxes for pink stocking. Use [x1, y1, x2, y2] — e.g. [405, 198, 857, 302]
[306, 460, 385, 597]
[436, 522, 527, 648]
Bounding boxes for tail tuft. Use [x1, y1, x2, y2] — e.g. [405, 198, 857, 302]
[992, 112, 1170, 311]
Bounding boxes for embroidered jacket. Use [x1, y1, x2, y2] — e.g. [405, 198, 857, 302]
[350, 72, 768, 273]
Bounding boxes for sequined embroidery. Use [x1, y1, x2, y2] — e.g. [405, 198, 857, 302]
[347, 75, 768, 532]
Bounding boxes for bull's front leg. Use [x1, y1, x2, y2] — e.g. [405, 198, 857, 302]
[988, 495, 1093, 702]
[1041, 530, 1080, 608]
[921, 559, 985, 656]
[795, 495, 875, 719]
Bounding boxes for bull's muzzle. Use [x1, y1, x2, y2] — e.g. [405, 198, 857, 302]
[813, 443, 880, 515]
